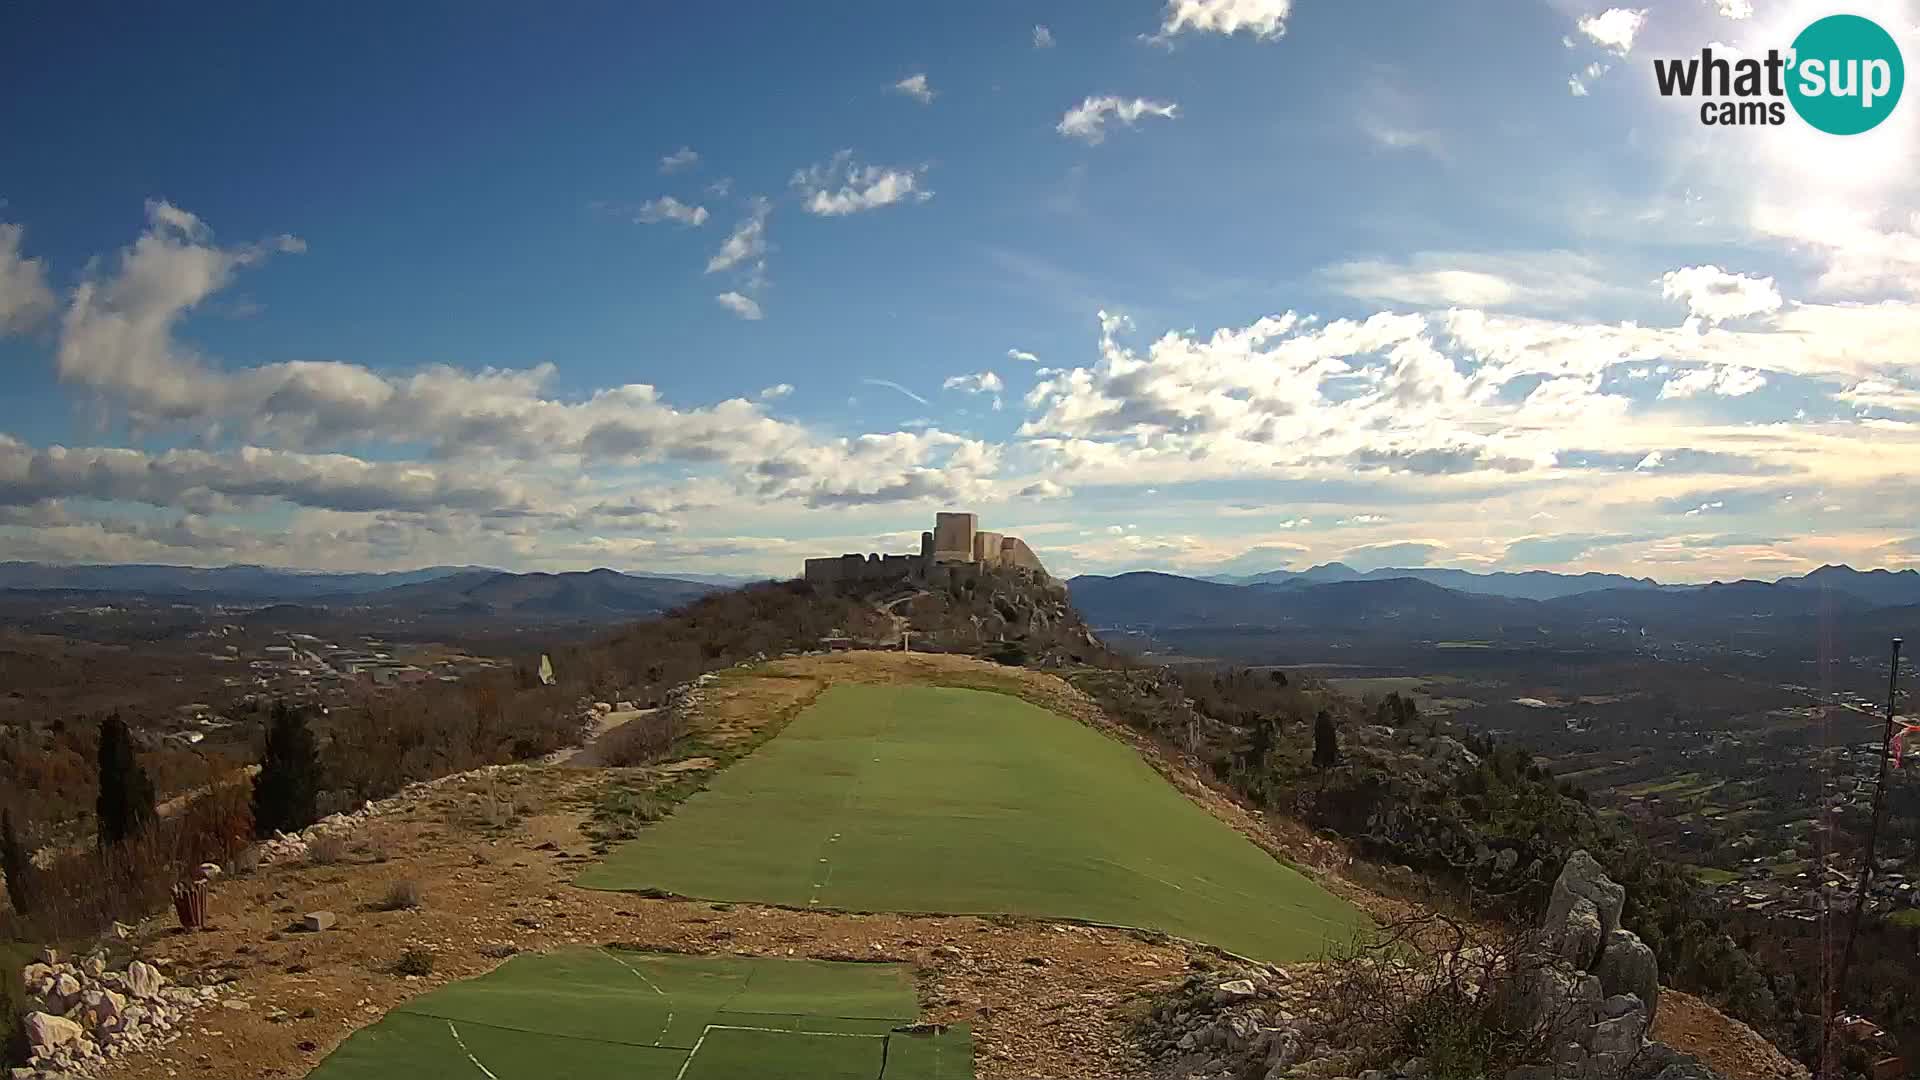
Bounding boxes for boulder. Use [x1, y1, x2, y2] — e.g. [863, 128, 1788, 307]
[125, 961, 164, 1000]
[1494, 848, 1519, 875]
[1543, 850, 1626, 947]
[1594, 928, 1659, 1024]
[51, 972, 82, 1003]
[78, 988, 126, 1032]
[1553, 895, 1605, 970]
[303, 910, 337, 932]
[24, 1011, 85, 1052]
[1214, 978, 1258, 1002]
[20, 962, 52, 994]
[1590, 1006, 1648, 1056]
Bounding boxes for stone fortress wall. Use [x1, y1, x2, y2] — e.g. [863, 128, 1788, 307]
[803, 511, 1046, 585]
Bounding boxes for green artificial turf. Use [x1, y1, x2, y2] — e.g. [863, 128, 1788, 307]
[578, 684, 1369, 963]
[306, 948, 970, 1080]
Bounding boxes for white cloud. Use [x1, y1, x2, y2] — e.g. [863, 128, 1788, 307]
[891, 73, 935, 104]
[1659, 265, 1782, 324]
[1008, 349, 1039, 363]
[943, 372, 1005, 394]
[1033, 24, 1055, 48]
[715, 291, 763, 320]
[660, 147, 699, 173]
[1715, 0, 1752, 18]
[634, 196, 710, 227]
[791, 152, 933, 216]
[1155, 0, 1293, 41]
[1569, 76, 1592, 97]
[759, 383, 794, 400]
[1318, 251, 1628, 313]
[707, 197, 770, 273]
[0, 223, 54, 335]
[1056, 96, 1180, 144]
[1577, 8, 1648, 54]
[1657, 364, 1767, 399]
[1838, 379, 1920, 415]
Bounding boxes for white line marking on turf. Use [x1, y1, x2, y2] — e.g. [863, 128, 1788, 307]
[600, 948, 674, 1046]
[674, 1023, 887, 1080]
[446, 1021, 500, 1080]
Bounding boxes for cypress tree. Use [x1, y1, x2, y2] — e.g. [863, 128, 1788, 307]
[1312, 709, 1340, 769]
[96, 713, 157, 850]
[252, 700, 321, 837]
[1, 808, 33, 915]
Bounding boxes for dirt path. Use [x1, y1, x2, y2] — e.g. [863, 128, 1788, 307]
[552, 707, 657, 767]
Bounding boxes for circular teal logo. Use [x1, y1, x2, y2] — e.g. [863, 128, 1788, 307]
[1787, 14, 1904, 135]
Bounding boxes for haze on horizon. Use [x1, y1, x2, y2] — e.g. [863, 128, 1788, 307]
[3, 0, 1920, 583]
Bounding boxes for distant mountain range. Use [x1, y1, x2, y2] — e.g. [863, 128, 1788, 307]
[1067, 565, 1920, 648]
[0, 561, 734, 615]
[1192, 562, 1920, 605]
[332, 568, 719, 619]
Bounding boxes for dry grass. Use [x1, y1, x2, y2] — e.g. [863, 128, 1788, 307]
[377, 879, 423, 911]
[307, 834, 349, 866]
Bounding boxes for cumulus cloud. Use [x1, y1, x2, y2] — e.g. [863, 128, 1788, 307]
[943, 371, 1006, 410]
[791, 152, 933, 216]
[0, 435, 533, 516]
[891, 73, 935, 104]
[1155, 0, 1293, 41]
[707, 197, 770, 273]
[1008, 348, 1039, 363]
[1659, 265, 1781, 325]
[1715, 0, 1752, 18]
[634, 196, 709, 227]
[715, 291, 763, 320]
[1033, 24, 1055, 48]
[1657, 364, 1767, 399]
[1577, 8, 1647, 54]
[659, 147, 699, 173]
[0, 223, 55, 335]
[1056, 96, 1180, 144]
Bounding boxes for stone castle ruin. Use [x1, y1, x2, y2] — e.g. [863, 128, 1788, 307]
[803, 512, 1046, 587]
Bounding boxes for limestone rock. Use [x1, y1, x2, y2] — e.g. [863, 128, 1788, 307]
[51, 972, 81, 1003]
[24, 1011, 85, 1051]
[1590, 1006, 1648, 1055]
[20, 962, 52, 994]
[125, 961, 164, 1000]
[1594, 928, 1659, 1024]
[1554, 895, 1604, 970]
[1214, 978, 1257, 1003]
[303, 910, 337, 932]
[1543, 850, 1625, 947]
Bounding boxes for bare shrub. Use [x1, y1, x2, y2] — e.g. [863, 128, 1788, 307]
[10, 782, 254, 941]
[597, 711, 686, 768]
[392, 947, 434, 976]
[379, 879, 423, 911]
[306, 834, 348, 866]
[1315, 913, 1580, 1080]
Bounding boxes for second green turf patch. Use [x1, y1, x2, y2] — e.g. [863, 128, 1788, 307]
[578, 683, 1368, 962]
[307, 949, 967, 1080]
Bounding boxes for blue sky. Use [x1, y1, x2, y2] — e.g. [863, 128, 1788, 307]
[4, 0, 1920, 580]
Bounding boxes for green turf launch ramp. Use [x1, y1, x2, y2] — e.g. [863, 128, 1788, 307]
[578, 683, 1368, 963]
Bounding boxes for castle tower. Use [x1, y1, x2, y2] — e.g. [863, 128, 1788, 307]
[932, 512, 977, 564]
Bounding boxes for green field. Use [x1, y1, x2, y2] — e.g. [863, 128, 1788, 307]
[308, 948, 969, 1080]
[578, 684, 1368, 962]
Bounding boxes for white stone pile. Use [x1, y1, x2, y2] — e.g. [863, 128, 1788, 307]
[15, 944, 219, 1079]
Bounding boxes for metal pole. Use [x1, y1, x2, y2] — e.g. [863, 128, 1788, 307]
[1825, 637, 1903, 1077]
